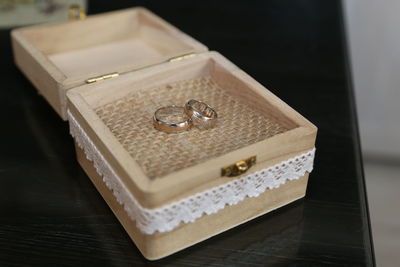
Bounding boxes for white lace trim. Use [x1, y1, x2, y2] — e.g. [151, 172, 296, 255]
[67, 110, 315, 235]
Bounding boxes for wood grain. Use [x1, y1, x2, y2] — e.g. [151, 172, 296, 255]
[76, 143, 310, 260]
[67, 51, 317, 209]
[11, 7, 207, 120]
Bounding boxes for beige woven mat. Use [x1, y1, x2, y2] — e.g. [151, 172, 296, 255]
[95, 76, 287, 179]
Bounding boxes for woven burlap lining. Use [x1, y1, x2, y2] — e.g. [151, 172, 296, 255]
[95, 76, 287, 179]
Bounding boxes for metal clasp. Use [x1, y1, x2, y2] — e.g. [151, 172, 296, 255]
[69, 4, 86, 20]
[221, 156, 256, 177]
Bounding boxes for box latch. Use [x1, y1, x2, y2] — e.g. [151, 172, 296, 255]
[221, 156, 257, 177]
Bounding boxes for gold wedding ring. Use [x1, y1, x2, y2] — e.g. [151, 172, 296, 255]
[153, 105, 192, 132]
[185, 99, 218, 129]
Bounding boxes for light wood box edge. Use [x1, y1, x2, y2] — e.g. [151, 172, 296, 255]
[76, 143, 309, 260]
[67, 51, 317, 209]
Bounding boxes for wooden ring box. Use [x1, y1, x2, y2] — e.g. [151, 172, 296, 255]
[11, 7, 317, 260]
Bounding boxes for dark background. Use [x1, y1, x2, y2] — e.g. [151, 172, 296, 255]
[0, 1, 375, 266]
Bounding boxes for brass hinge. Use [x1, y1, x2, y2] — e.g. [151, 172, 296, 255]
[221, 156, 257, 177]
[168, 53, 197, 62]
[84, 53, 196, 83]
[85, 72, 119, 84]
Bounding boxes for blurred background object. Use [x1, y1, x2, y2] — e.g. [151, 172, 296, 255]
[344, 0, 400, 266]
[0, 0, 87, 28]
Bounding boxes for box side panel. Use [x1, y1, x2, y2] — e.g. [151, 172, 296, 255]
[12, 31, 66, 120]
[66, 94, 152, 203]
[76, 143, 309, 260]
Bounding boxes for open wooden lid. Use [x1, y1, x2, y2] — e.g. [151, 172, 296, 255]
[12, 7, 208, 119]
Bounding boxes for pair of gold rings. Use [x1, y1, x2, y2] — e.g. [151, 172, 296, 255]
[153, 99, 217, 132]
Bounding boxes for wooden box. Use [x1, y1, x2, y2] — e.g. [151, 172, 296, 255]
[12, 7, 317, 260]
